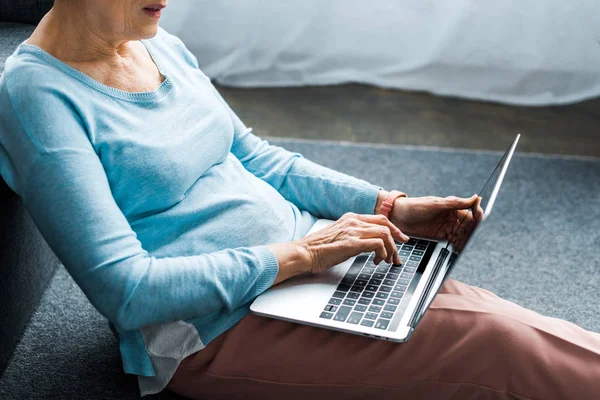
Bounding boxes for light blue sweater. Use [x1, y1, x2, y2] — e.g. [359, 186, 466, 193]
[0, 28, 381, 394]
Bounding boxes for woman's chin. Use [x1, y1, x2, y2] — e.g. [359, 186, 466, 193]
[137, 24, 160, 39]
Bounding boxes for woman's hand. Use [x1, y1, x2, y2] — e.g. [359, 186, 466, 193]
[299, 213, 410, 274]
[268, 213, 409, 286]
[389, 195, 483, 250]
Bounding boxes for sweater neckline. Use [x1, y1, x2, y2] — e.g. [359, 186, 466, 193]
[18, 39, 173, 103]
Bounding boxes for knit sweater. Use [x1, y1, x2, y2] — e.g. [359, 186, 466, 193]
[0, 27, 382, 395]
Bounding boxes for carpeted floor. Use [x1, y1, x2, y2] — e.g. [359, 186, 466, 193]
[1, 139, 599, 399]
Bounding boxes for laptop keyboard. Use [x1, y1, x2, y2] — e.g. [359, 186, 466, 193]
[319, 238, 432, 330]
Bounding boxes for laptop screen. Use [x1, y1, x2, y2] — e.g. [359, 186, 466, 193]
[444, 134, 520, 260]
[409, 134, 520, 328]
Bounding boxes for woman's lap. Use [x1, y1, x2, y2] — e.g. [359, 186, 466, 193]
[167, 279, 600, 400]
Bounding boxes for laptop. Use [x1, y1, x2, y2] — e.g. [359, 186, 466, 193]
[251, 134, 520, 342]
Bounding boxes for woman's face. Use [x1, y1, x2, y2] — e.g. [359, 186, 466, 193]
[80, 0, 168, 41]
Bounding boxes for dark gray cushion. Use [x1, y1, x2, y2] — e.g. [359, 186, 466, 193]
[0, 22, 35, 74]
[0, 21, 58, 376]
[0, 0, 53, 25]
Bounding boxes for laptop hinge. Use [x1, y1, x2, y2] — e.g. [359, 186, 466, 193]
[408, 248, 449, 329]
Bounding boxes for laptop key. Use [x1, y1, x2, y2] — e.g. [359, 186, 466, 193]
[400, 272, 412, 280]
[373, 273, 386, 279]
[333, 306, 353, 322]
[360, 319, 375, 327]
[412, 250, 424, 256]
[320, 312, 334, 319]
[361, 291, 375, 298]
[329, 298, 342, 305]
[354, 305, 368, 312]
[383, 279, 396, 286]
[386, 273, 399, 280]
[347, 264, 363, 275]
[332, 291, 346, 298]
[387, 298, 400, 305]
[379, 285, 392, 293]
[347, 312, 363, 324]
[366, 285, 379, 292]
[390, 291, 404, 298]
[358, 298, 371, 305]
[399, 250, 411, 257]
[384, 304, 397, 312]
[409, 255, 422, 262]
[355, 279, 369, 286]
[376, 266, 390, 274]
[375, 319, 390, 330]
[343, 299, 356, 306]
[398, 279, 410, 286]
[369, 278, 382, 285]
[394, 284, 407, 292]
[389, 267, 402, 274]
[347, 292, 360, 299]
[336, 283, 351, 292]
[365, 312, 378, 320]
[375, 292, 389, 299]
[369, 305, 382, 313]
[358, 274, 372, 281]
[372, 298, 385, 306]
[403, 267, 417, 273]
[381, 311, 394, 319]
[415, 245, 427, 251]
[350, 285, 365, 293]
[362, 267, 375, 274]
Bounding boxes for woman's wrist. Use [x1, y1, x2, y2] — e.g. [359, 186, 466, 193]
[267, 241, 313, 286]
[374, 189, 391, 215]
[374, 189, 407, 219]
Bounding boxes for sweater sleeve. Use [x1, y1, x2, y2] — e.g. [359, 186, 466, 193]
[0, 70, 279, 333]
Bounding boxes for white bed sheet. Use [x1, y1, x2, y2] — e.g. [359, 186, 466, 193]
[160, 0, 600, 106]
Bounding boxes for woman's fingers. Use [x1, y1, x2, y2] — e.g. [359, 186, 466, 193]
[358, 238, 387, 265]
[473, 196, 484, 222]
[355, 225, 401, 265]
[443, 194, 479, 210]
[355, 213, 409, 242]
[355, 214, 404, 264]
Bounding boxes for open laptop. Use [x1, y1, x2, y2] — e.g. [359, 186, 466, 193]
[251, 134, 520, 342]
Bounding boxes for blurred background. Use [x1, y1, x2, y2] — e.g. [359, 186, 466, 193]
[160, 0, 600, 156]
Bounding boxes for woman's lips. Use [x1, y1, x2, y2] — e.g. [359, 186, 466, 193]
[143, 5, 164, 18]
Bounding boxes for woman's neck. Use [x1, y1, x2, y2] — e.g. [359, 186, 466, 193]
[26, 2, 135, 68]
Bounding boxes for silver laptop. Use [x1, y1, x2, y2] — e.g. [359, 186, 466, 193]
[251, 134, 520, 342]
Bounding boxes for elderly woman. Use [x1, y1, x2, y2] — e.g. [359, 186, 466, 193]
[0, 1, 599, 399]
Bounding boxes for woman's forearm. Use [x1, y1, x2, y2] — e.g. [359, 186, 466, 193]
[267, 241, 313, 285]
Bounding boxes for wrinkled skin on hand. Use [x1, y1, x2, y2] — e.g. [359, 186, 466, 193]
[390, 195, 484, 251]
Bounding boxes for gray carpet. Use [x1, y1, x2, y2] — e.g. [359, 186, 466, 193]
[1, 139, 599, 399]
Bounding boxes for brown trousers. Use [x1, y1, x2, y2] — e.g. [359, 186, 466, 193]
[167, 279, 600, 400]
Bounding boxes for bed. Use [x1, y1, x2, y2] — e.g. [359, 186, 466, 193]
[160, 0, 600, 106]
